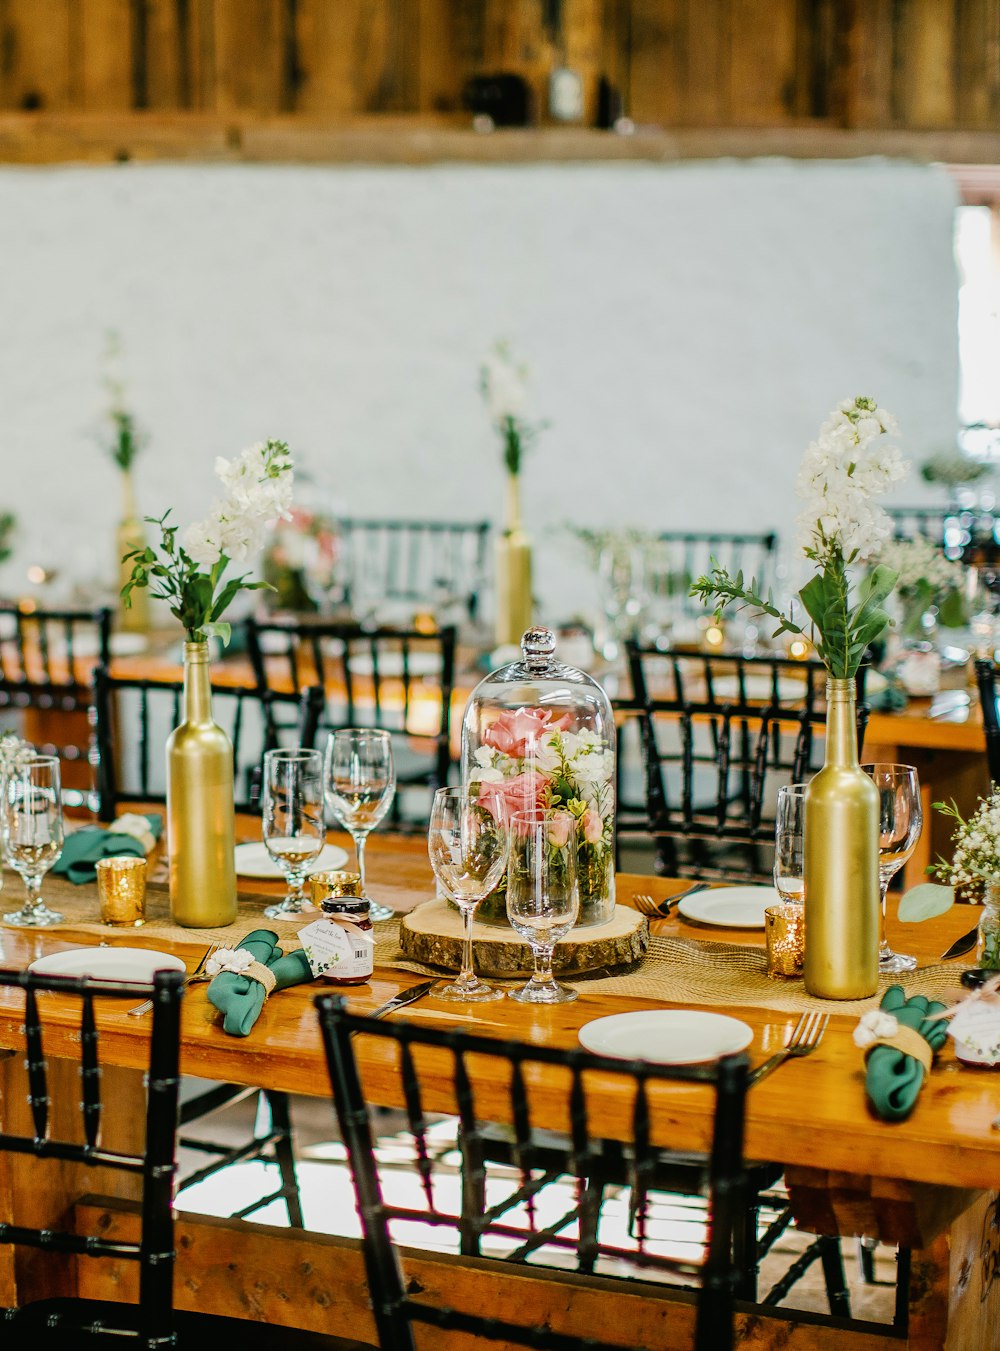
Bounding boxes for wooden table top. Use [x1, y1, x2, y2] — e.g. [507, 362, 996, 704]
[0, 829, 997, 1194]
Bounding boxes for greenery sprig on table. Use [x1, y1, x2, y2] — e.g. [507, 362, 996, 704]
[122, 439, 294, 645]
[480, 341, 546, 476]
[691, 396, 907, 678]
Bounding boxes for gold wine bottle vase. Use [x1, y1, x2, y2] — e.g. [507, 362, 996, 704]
[803, 677, 880, 998]
[167, 641, 237, 927]
[495, 472, 533, 647]
[116, 468, 149, 633]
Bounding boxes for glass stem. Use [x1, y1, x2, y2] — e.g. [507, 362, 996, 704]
[878, 874, 891, 957]
[24, 874, 42, 913]
[531, 943, 556, 988]
[355, 833, 368, 891]
[459, 904, 476, 988]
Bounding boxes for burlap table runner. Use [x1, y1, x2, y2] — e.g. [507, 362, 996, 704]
[7, 876, 964, 1016]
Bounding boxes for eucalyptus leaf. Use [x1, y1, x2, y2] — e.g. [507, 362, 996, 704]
[897, 882, 956, 923]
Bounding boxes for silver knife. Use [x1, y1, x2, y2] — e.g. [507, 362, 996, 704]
[369, 980, 436, 1019]
[940, 923, 981, 961]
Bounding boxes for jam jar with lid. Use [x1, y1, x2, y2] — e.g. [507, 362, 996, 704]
[461, 626, 616, 927]
[299, 871, 375, 984]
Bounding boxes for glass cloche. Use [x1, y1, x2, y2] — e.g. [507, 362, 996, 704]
[462, 626, 616, 927]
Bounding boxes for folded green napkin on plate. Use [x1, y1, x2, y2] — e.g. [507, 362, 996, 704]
[206, 929, 313, 1037]
[857, 985, 948, 1122]
[53, 814, 162, 884]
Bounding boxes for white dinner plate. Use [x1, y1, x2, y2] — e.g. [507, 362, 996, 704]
[579, 1010, 753, 1065]
[29, 948, 185, 983]
[234, 841, 349, 879]
[677, 886, 776, 929]
[710, 675, 807, 703]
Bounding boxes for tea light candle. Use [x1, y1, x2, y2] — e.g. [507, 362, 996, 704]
[765, 902, 805, 979]
[95, 856, 147, 927]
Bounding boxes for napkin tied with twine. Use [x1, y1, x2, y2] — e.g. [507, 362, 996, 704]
[855, 985, 948, 1121]
[206, 929, 313, 1037]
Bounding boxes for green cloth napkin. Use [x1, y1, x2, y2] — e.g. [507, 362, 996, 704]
[206, 929, 313, 1037]
[864, 985, 949, 1122]
[52, 815, 162, 884]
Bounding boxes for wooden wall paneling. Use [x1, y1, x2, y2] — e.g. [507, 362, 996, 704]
[139, 0, 191, 109]
[596, 0, 631, 123]
[559, 0, 605, 123]
[211, 0, 286, 114]
[894, 0, 958, 128]
[363, 0, 421, 113]
[956, 0, 1000, 129]
[480, 0, 558, 123]
[624, 0, 688, 127]
[842, 0, 890, 128]
[0, 0, 74, 111]
[78, 0, 133, 110]
[415, 0, 463, 113]
[292, 0, 359, 115]
[680, 0, 731, 126]
[792, 0, 848, 122]
[728, 0, 799, 125]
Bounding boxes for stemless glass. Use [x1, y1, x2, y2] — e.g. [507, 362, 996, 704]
[324, 729, 396, 922]
[507, 810, 580, 1004]
[3, 755, 65, 927]
[862, 762, 922, 973]
[774, 784, 807, 905]
[427, 786, 509, 1002]
[261, 748, 325, 919]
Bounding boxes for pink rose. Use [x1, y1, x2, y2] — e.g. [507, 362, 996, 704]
[481, 707, 571, 759]
[477, 770, 547, 826]
[546, 810, 575, 848]
[581, 808, 603, 846]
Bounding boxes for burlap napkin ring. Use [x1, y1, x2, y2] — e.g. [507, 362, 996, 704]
[207, 947, 278, 1001]
[853, 1010, 933, 1074]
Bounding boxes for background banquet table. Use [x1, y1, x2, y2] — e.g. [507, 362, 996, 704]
[0, 829, 998, 1348]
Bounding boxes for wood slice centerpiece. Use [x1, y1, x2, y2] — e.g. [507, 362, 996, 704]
[399, 900, 648, 978]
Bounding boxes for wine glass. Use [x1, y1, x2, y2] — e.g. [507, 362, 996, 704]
[862, 763, 922, 973]
[3, 755, 65, 927]
[324, 729, 396, 922]
[427, 785, 509, 1002]
[261, 748, 325, 919]
[774, 784, 807, 905]
[507, 809, 580, 1004]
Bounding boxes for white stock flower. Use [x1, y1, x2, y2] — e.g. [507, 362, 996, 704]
[473, 746, 496, 769]
[481, 345, 528, 424]
[215, 441, 294, 522]
[183, 514, 226, 566]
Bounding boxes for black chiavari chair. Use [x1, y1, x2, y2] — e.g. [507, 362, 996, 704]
[245, 618, 457, 830]
[975, 658, 1000, 788]
[0, 603, 112, 809]
[623, 645, 868, 880]
[317, 994, 749, 1351]
[652, 531, 779, 619]
[337, 517, 490, 625]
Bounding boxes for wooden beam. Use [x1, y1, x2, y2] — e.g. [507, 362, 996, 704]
[75, 1197, 903, 1351]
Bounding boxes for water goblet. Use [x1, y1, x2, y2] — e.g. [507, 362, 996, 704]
[427, 786, 509, 1002]
[774, 783, 807, 905]
[506, 809, 580, 1004]
[3, 755, 65, 927]
[261, 748, 326, 919]
[862, 762, 922, 973]
[324, 729, 396, 921]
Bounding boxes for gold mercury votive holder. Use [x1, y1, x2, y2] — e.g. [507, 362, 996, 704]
[95, 856, 147, 927]
[309, 870, 363, 907]
[765, 903, 805, 980]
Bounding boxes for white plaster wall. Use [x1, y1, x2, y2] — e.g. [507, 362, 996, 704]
[0, 158, 960, 623]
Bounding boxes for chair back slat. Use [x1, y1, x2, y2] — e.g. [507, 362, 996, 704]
[337, 517, 490, 623]
[23, 988, 49, 1139]
[317, 996, 747, 1351]
[398, 1041, 435, 1212]
[80, 995, 101, 1148]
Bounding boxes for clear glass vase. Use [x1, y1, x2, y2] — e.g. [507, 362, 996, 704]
[461, 626, 616, 927]
[978, 882, 1000, 970]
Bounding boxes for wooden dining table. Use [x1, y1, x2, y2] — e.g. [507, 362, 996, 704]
[0, 828, 998, 1350]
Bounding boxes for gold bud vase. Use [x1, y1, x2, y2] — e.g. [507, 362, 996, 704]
[167, 641, 237, 927]
[495, 473, 533, 647]
[803, 677, 880, 999]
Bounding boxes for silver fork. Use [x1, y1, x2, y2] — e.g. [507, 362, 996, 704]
[632, 884, 707, 918]
[748, 1011, 829, 1086]
[126, 941, 222, 1017]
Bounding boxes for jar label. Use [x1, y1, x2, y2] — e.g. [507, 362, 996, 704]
[948, 999, 1000, 1063]
[298, 918, 374, 980]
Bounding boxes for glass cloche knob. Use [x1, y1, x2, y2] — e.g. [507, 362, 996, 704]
[521, 626, 556, 672]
